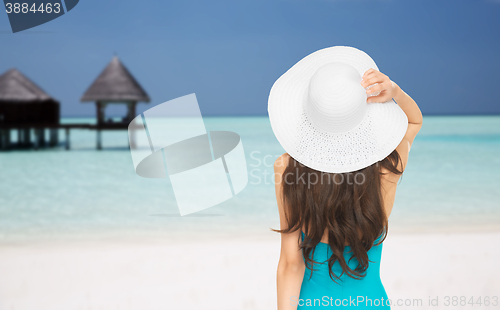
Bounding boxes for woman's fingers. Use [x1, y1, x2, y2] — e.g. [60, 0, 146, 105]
[361, 69, 394, 103]
[362, 69, 391, 88]
[367, 92, 391, 103]
[361, 75, 383, 87]
[362, 70, 378, 79]
[366, 82, 386, 94]
[362, 69, 380, 80]
[362, 68, 377, 78]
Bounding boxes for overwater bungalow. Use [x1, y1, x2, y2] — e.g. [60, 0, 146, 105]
[0, 68, 60, 149]
[0, 56, 150, 151]
[81, 56, 150, 149]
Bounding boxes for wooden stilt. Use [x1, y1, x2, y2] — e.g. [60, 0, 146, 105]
[39, 128, 46, 147]
[34, 129, 39, 150]
[22, 128, 30, 145]
[4, 129, 10, 150]
[49, 128, 58, 147]
[65, 128, 70, 150]
[129, 127, 136, 149]
[17, 128, 22, 146]
[0, 129, 4, 150]
[97, 129, 102, 150]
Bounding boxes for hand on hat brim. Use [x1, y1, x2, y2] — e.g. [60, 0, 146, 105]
[361, 69, 396, 103]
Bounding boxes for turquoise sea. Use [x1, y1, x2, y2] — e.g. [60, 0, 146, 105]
[0, 116, 499, 242]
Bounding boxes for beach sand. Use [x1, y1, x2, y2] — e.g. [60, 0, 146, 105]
[0, 232, 499, 310]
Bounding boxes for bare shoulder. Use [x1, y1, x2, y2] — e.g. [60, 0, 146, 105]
[381, 120, 422, 218]
[274, 153, 290, 175]
[393, 122, 423, 174]
[382, 128, 414, 185]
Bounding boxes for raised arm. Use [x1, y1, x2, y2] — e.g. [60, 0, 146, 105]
[391, 81, 423, 146]
[274, 154, 305, 310]
[361, 69, 423, 171]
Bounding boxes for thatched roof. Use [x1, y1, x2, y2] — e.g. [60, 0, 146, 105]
[81, 56, 150, 103]
[0, 68, 58, 102]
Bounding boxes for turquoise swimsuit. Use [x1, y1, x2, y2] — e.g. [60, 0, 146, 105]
[297, 231, 390, 309]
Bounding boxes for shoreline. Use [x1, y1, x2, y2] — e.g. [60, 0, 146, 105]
[1, 225, 500, 248]
[0, 230, 499, 310]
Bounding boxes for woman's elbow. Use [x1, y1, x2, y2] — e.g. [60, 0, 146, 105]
[277, 259, 305, 275]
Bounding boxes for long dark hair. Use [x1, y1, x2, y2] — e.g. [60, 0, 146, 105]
[273, 150, 403, 282]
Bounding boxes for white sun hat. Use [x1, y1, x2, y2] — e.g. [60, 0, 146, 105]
[268, 46, 408, 173]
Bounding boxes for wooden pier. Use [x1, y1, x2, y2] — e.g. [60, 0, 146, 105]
[0, 122, 142, 151]
[0, 56, 149, 151]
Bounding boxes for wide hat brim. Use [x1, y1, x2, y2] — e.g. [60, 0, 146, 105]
[268, 46, 408, 173]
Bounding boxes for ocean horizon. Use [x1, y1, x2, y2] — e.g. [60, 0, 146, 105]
[0, 115, 499, 243]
